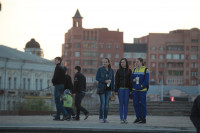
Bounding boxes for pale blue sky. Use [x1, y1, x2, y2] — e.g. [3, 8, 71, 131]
[0, 0, 199, 59]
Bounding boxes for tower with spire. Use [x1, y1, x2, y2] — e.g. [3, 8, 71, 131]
[73, 9, 83, 28]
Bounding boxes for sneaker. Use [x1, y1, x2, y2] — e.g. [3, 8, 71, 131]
[124, 119, 128, 124]
[120, 119, 124, 124]
[62, 115, 70, 121]
[73, 117, 80, 121]
[139, 118, 146, 124]
[104, 119, 109, 123]
[84, 113, 89, 120]
[133, 118, 141, 123]
[53, 117, 61, 121]
[99, 119, 104, 123]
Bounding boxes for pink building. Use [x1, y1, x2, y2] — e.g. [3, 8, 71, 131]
[62, 10, 123, 87]
[138, 28, 200, 86]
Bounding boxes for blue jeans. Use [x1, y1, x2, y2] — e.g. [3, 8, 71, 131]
[54, 84, 68, 118]
[132, 90, 147, 118]
[99, 90, 111, 119]
[118, 88, 130, 120]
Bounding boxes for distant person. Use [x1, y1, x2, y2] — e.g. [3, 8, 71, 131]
[190, 95, 200, 132]
[62, 89, 75, 120]
[96, 58, 114, 123]
[115, 58, 132, 124]
[130, 58, 149, 124]
[51, 57, 69, 121]
[73, 66, 89, 121]
[64, 67, 73, 93]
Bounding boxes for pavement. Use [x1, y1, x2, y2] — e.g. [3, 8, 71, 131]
[0, 115, 196, 133]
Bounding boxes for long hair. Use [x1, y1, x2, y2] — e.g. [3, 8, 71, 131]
[104, 58, 111, 69]
[137, 58, 144, 66]
[119, 58, 129, 69]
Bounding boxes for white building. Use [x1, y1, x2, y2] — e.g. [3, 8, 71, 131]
[0, 45, 54, 110]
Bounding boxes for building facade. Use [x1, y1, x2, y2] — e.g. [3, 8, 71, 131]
[0, 45, 54, 110]
[62, 10, 123, 87]
[138, 28, 200, 86]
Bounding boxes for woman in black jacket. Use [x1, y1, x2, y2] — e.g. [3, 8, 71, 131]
[115, 58, 132, 124]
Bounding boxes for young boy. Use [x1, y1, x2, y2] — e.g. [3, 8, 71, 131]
[62, 89, 75, 120]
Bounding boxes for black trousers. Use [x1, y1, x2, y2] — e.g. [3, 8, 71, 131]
[75, 93, 89, 118]
[65, 107, 75, 118]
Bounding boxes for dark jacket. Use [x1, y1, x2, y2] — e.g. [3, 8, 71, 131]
[190, 95, 200, 132]
[96, 66, 114, 91]
[51, 63, 65, 86]
[115, 68, 132, 92]
[73, 72, 86, 93]
[64, 74, 73, 92]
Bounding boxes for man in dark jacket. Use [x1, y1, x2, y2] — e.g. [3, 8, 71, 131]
[73, 66, 89, 121]
[52, 57, 69, 120]
[190, 95, 200, 132]
[64, 67, 73, 93]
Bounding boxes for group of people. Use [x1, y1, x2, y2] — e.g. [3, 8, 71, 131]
[51, 56, 149, 124]
[51, 57, 89, 121]
[96, 57, 149, 124]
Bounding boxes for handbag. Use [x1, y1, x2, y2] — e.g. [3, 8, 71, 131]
[97, 87, 105, 94]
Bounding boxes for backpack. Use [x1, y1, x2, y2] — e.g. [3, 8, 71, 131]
[133, 67, 149, 91]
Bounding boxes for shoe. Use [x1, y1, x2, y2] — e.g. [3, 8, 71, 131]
[99, 119, 104, 123]
[84, 113, 89, 120]
[104, 119, 109, 123]
[73, 117, 80, 121]
[139, 118, 146, 124]
[53, 117, 61, 121]
[133, 118, 141, 123]
[124, 119, 128, 124]
[120, 119, 124, 124]
[62, 115, 70, 121]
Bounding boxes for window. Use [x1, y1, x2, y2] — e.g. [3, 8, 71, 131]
[40, 79, 43, 90]
[107, 54, 111, 58]
[159, 46, 164, 51]
[107, 44, 111, 49]
[23, 78, 26, 90]
[86, 76, 96, 83]
[99, 53, 104, 58]
[100, 44, 103, 48]
[75, 43, 80, 48]
[191, 46, 198, 52]
[151, 63, 156, 67]
[167, 45, 184, 51]
[191, 71, 198, 77]
[115, 54, 119, 58]
[75, 52, 80, 57]
[114, 62, 118, 67]
[0, 77, 1, 89]
[159, 63, 163, 68]
[151, 55, 155, 59]
[28, 78, 31, 90]
[14, 77, 17, 89]
[35, 79, 38, 90]
[82, 51, 97, 57]
[83, 60, 97, 66]
[159, 55, 163, 59]
[151, 46, 156, 51]
[74, 60, 80, 65]
[124, 53, 131, 58]
[191, 39, 198, 43]
[115, 45, 119, 49]
[8, 77, 11, 89]
[191, 54, 198, 60]
[192, 62, 197, 68]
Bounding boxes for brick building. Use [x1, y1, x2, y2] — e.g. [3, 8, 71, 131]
[62, 10, 123, 87]
[138, 28, 200, 86]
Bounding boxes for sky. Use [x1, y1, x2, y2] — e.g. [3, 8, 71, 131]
[0, 0, 200, 60]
